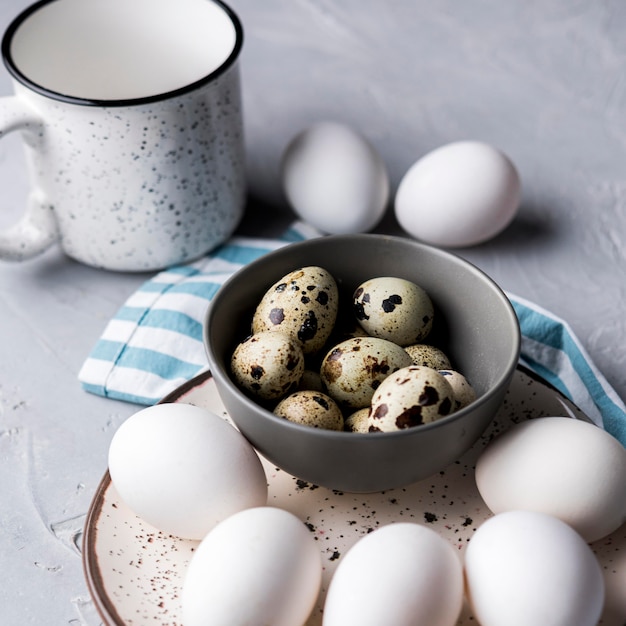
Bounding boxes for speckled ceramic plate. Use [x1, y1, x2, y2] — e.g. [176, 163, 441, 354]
[83, 365, 626, 626]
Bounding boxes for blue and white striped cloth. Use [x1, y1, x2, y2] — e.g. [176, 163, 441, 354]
[78, 222, 320, 405]
[78, 222, 626, 447]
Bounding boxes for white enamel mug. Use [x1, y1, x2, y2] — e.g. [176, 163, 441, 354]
[0, 0, 245, 271]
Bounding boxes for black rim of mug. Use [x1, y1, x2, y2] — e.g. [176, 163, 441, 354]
[0, 0, 244, 107]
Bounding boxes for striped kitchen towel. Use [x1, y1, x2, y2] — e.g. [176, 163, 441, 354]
[509, 294, 626, 445]
[78, 223, 626, 447]
[78, 221, 322, 405]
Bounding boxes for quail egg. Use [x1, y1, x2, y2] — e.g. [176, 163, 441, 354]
[439, 369, 477, 410]
[252, 266, 338, 354]
[353, 277, 434, 346]
[298, 369, 325, 392]
[405, 344, 451, 370]
[344, 408, 370, 433]
[231, 331, 305, 401]
[368, 366, 454, 431]
[320, 336, 412, 409]
[274, 390, 344, 431]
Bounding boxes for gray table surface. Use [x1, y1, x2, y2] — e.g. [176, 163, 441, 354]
[1, 1, 625, 624]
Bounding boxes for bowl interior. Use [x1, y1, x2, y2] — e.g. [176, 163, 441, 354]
[207, 234, 518, 402]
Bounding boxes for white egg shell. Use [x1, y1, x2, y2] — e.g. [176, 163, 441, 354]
[395, 140, 521, 247]
[274, 390, 344, 431]
[320, 336, 412, 409]
[323, 522, 463, 626]
[368, 366, 455, 431]
[252, 266, 339, 355]
[108, 404, 268, 540]
[353, 276, 434, 345]
[281, 121, 390, 234]
[182, 507, 322, 626]
[231, 330, 305, 400]
[475, 416, 626, 542]
[465, 510, 605, 626]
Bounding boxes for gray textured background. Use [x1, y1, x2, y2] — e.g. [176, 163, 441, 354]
[232, 0, 626, 396]
[1, 1, 625, 623]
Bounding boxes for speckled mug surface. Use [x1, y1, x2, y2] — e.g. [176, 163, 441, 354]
[0, 0, 245, 271]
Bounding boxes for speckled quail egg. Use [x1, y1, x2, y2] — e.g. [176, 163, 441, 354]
[274, 390, 344, 431]
[405, 344, 451, 370]
[252, 266, 339, 355]
[344, 408, 370, 433]
[298, 369, 325, 392]
[231, 331, 304, 401]
[320, 336, 412, 409]
[368, 366, 455, 431]
[439, 369, 477, 410]
[353, 277, 434, 346]
[328, 314, 370, 345]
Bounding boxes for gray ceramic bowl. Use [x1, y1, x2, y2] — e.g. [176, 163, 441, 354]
[204, 234, 520, 493]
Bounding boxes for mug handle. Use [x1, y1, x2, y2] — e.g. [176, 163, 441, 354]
[0, 95, 58, 261]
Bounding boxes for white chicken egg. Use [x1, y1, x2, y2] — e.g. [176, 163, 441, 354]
[182, 506, 322, 626]
[464, 510, 605, 626]
[475, 416, 626, 542]
[108, 403, 268, 540]
[323, 522, 463, 626]
[394, 140, 521, 247]
[281, 121, 390, 234]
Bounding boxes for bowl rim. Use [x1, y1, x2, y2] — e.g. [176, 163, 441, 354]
[203, 233, 521, 439]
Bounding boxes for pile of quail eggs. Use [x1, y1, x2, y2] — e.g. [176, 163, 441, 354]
[230, 265, 476, 432]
